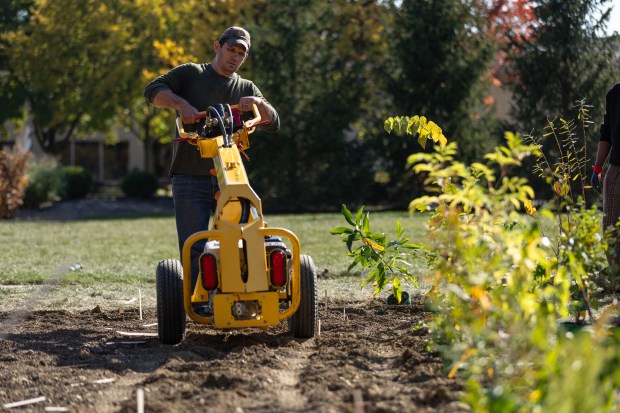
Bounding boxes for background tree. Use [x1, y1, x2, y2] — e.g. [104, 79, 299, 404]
[375, 0, 499, 206]
[0, 0, 34, 127]
[506, 0, 619, 199]
[2, 0, 140, 153]
[246, 0, 391, 211]
[507, 0, 618, 135]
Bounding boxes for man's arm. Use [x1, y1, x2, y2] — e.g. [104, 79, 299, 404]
[238, 96, 279, 132]
[152, 90, 201, 124]
[594, 140, 611, 168]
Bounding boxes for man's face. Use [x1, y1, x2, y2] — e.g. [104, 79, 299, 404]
[214, 42, 248, 76]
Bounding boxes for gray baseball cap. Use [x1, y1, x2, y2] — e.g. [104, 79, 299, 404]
[219, 26, 251, 51]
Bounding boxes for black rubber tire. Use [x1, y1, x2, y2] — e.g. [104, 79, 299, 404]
[156, 259, 186, 345]
[289, 254, 318, 338]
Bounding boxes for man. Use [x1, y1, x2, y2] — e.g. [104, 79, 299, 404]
[144, 26, 280, 284]
[592, 82, 620, 280]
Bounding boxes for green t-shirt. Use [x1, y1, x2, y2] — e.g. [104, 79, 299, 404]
[144, 63, 280, 176]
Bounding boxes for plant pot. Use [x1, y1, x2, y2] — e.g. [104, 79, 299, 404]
[385, 291, 411, 305]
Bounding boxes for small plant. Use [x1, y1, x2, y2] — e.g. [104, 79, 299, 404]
[63, 166, 92, 200]
[23, 156, 65, 208]
[330, 204, 422, 302]
[524, 99, 608, 320]
[0, 146, 31, 219]
[121, 170, 158, 198]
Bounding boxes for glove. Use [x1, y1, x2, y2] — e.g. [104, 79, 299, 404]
[591, 171, 601, 193]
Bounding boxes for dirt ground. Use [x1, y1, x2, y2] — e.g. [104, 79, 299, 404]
[2, 199, 465, 412]
[0, 298, 465, 413]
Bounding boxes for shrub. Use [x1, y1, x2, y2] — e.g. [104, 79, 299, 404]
[334, 109, 619, 412]
[121, 170, 158, 198]
[23, 156, 65, 208]
[0, 146, 31, 219]
[62, 166, 92, 200]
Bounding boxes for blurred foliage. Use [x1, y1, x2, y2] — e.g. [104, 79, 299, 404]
[344, 112, 619, 411]
[121, 169, 158, 198]
[23, 155, 65, 207]
[0, 145, 30, 218]
[0, 0, 618, 210]
[62, 165, 92, 200]
[507, 0, 618, 200]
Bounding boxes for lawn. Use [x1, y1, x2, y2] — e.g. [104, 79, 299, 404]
[0, 211, 429, 311]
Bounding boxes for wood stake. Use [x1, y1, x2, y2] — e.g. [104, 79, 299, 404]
[137, 388, 145, 413]
[353, 389, 364, 413]
[138, 289, 143, 320]
[116, 331, 158, 337]
[324, 290, 328, 312]
[4, 396, 46, 409]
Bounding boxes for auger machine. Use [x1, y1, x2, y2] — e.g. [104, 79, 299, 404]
[156, 103, 318, 345]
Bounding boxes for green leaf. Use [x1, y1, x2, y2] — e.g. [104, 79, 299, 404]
[347, 259, 360, 273]
[396, 220, 404, 238]
[355, 205, 365, 224]
[342, 204, 355, 226]
[330, 226, 352, 235]
[402, 243, 421, 249]
[346, 232, 356, 253]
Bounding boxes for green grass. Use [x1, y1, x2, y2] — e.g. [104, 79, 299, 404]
[0, 211, 429, 310]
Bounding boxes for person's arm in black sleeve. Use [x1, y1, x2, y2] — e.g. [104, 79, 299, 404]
[238, 84, 280, 132]
[143, 64, 201, 123]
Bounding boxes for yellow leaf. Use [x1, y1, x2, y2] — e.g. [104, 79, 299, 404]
[524, 199, 537, 217]
[363, 238, 385, 251]
[448, 348, 474, 378]
[552, 181, 569, 196]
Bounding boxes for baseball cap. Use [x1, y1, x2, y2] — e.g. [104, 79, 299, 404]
[219, 26, 251, 51]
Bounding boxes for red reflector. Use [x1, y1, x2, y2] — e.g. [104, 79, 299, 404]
[270, 250, 287, 287]
[200, 253, 218, 290]
[232, 107, 242, 128]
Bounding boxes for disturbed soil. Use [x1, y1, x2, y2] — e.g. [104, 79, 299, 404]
[0, 300, 465, 412]
[4, 199, 465, 412]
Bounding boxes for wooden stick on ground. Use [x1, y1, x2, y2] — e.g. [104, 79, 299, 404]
[3, 396, 46, 409]
[137, 388, 145, 413]
[353, 389, 364, 413]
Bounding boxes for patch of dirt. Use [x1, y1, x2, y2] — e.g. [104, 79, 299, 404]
[0, 299, 465, 412]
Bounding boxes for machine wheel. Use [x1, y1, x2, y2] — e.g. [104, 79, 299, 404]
[156, 259, 186, 345]
[289, 254, 318, 338]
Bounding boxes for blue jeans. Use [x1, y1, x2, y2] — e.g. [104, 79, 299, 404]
[172, 175, 219, 285]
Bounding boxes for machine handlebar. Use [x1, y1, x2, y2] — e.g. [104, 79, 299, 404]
[175, 103, 262, 142]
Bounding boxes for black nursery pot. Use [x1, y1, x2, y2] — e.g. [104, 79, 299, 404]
[386, 291, 411, 305]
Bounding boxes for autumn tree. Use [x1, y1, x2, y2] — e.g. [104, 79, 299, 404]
[507, 0, 619, 134]
[0, 0, 144, 154]
[0, 0, 34, 125]
[244, 0, 391, 210]
[365, 0, 499, 206]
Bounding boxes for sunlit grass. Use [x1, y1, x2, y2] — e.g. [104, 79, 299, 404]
[0, 211, 429, 309]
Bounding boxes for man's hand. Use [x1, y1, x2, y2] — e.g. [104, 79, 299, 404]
[238, 96, 262, 112]
[591, 171, 602, 193]
[238, 96, 276, 125]
[177, 103, 202, 124]
[153, 90, 201, 124]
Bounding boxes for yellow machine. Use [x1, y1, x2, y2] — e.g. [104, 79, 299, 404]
[156, 103, 318, 344]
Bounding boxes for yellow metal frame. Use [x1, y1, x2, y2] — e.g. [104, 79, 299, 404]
[177, 104, 301, 328]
